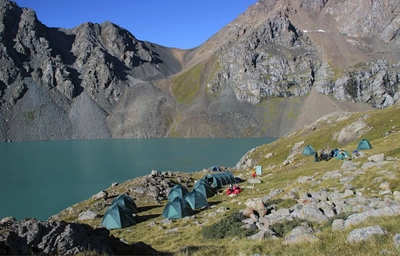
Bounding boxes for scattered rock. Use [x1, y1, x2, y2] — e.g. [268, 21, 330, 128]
[245, 199, 267, 217]
[248, 229, 278, 241]
[92, 190, 108, 200]
[165, 228, 179, 234]
[247, 178, 262, 184]
[368, 154, 386, 163]
[78, 211, 98, 221]
[346, 226, 388, 243]
[283, 223, 319, 244]
[332, 219, 345, 231]
[299, 203, 329, 224]
[394, 234, 400, 249]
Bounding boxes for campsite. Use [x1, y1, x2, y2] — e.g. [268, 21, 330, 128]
[9, 105, 400, 255]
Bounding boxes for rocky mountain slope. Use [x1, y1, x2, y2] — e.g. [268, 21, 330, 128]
[0, 0, 399, 141]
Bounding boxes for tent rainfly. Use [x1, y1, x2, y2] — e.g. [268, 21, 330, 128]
[111, 194, 138, 213]
[193, 179, 216, 198]
[335, 150, 351, 160]
[202, 172, 235, 189]
[357, 139, 372, 150]
[101, 203, 136, 230]
[184, 189, 209, 210]
[302, 145, 315, 156]
[167, 184, 188, 202]
[162, 196, 194, 219]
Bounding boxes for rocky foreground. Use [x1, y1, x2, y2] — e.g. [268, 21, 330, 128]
[0, 217, 158, 255]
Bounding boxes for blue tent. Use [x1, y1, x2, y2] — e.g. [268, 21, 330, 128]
[167, 184, 188, 202]
[162, 197, 194, 219]
[101, 203, 136, 229]
[202, 172, 235, 189]
[184, 189, 209, 210]
[335, 150, 351, 160]
[357, 139, 372, 150]
[111, 194, 138, 213]
[302, 145, 315, 156]
[193, 179, 216, 198]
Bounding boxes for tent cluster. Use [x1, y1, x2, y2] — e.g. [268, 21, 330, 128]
[302, 138, 372, 162]
[101, 194, 138, 230]
[162, 172, 236, 219]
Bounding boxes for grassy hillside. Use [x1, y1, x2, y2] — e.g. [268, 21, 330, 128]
[55, 104, 400, 255]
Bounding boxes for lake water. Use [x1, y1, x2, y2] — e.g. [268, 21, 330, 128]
[0, 138, 276, 220]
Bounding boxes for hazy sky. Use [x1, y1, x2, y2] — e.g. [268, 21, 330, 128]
[12, 0, 257, 49]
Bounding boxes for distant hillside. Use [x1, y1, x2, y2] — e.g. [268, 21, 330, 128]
[0, 0, 399, 141]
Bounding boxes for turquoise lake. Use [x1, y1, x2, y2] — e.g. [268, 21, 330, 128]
[0, 138, 276, 220]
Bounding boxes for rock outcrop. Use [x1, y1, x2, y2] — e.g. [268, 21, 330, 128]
[0, 217, 158, 255]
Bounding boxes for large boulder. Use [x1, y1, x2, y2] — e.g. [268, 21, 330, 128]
[346, 226, 388, 243]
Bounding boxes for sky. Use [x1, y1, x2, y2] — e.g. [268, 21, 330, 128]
[12, 0, 257, 49]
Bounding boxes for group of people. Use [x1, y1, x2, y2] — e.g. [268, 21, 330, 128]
[314, 148, 352, 162]
[314, 149, 332, 162]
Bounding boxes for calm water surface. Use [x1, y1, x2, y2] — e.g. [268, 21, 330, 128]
[0, 138, 276, 220]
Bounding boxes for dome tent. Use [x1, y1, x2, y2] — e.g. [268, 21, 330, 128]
[101, 203, 136, 229]
[167, 184, 188, 202]
[335, 150, 351, 160]
[302, 145, 315, 156]
[184, 189, 209, 210]
[111, 194, 138, 213]
[162, 196, 194, 219]
[193, 179, 216, 198]
[357, 139, 372, 150]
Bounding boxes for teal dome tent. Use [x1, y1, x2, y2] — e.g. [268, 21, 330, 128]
[357, 139, 372, 150]
[193, 179, 216, 198]
[101, 203, 136, 229]
[167, 184, 188, 202]
[111, 194, 138, 213]
[302, 145, 315, 156]
[162, 197, 194, 219]
[184, 189, 209, 210]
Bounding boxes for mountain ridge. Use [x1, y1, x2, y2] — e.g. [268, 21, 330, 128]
[0, 0, 398, 141]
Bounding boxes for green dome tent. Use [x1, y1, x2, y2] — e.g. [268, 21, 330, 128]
[193, 179, 216, 198]
[101, 203, 136, 230]
[162, 197, 194, 219]
[357, 139, 372, 150]
[167, 184, 188, 202]
[335, 150, 351, 160]
[111, 194, 138, 213]
[302, 145, 315, 156]
[203, 172, 235, 189]
[184, 189, 209, 210]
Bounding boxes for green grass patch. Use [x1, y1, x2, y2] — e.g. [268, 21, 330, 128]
[201, 212, 256, 239]
[171, 63, 204, 105]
